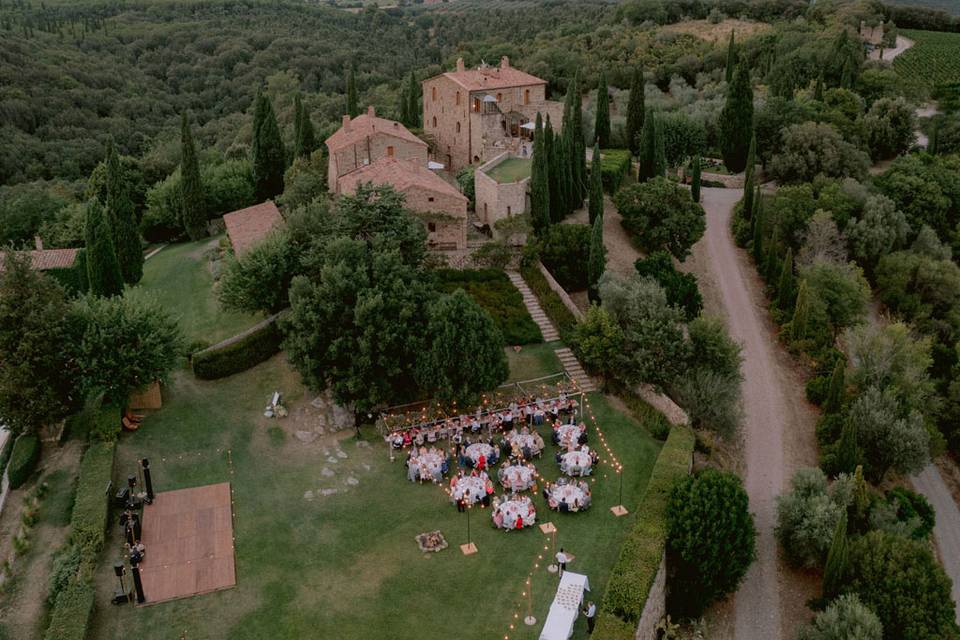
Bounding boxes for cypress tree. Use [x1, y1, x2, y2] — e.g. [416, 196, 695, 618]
[300, 107, 318, 158]
[836, 419, 861, 475]
[252, 90, 286, 201]
[725, 31, 737, 84]
[293, 94, 304, 157]
[790, 279, 810, 342]
[180, 112, 206, 241]
[653, 113, 667, 177]
[570, 73, 587, 207]
[84, 199, 124, 298]
[625, 67, 645, 157]
[691, 154, 701, 203]
[814, 72, 825, 102]
[587, 212, 605, 303]
[346, 65, 359, 118]
[406, 71, 419, 128]
[764, 225, 781, 282]
[824, 357, 847, 414]
[929, 119, 940, 155]
[751, 186, 764, 263]
[560, 129, 574, 217]
[589, 143, 604, 225]
[638, 108, 657, 182]
[776, 247, 796, 311]
[104, 138, 142, 284]
[594, 71, 611, 149]
[719, 63, 754, 173]
[852, 465, 870, 531]
[742, 133, 757, 219]
[822, 512, 849, 601]
[546, 117, 563, 223]
[530, 113, 551, 235]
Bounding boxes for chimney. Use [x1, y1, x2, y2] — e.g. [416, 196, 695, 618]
[456, 57, 465, 73]
[34, 236, 43, 251]
[367, 105, 375, 117]
[500, 56, 510, 69]
[342, 114, 351, 131]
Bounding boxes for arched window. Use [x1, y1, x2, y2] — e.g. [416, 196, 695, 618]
[387, 146, 395, 157]
[473, 98, 481, 112]
[431, 86, 437, 101]
[456, 122, 461, 133]
[524, 89, 530, 105]
[456, 92, 460, 106]
[432, 116, 437, 128]
[496, 92, 502, 102]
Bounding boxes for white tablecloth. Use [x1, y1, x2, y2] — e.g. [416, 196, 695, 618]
[555, 424, 584, 448]
[466, 442, 496, 465]
[498, 463, 537, 492]
[560, 450, 593, 476]
[539, 572, 590, 640]
[450, 476, 486, 505]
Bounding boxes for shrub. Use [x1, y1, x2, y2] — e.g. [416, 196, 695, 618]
[797, 594, 883, 640]
[8, 434, 41, 489]
[192, 314, 284, 380]
[70, 442, 115, 554]
[43, 580, 95, 640]
[432, 269, 542, 345]
[776, 467, 849, 569]
[538, 224, 591, 290]
[885, 486, 935, 540]
[671, 368, 742, 439]
[613, 177, 705, 261]
[595, 427, 695, 636]
[47, 544, 84, 606]
[666, 468, 756, 617]
[600, 148, 632, 194]
[846, 530, 959, 640]
[634, 251, 703, 321]
[570, 305, 624, 378]
[806, 374, 832, 406]
[519, 265, 579, 340]
[89, 405, 121, 443]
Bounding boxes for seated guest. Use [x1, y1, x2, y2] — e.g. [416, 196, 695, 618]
[477, 453, 486, 472]
[515, 514, 524, 530]
[555, 451, 563, 464]
[391, 433, 403, 449]
[402, 431, 412, 447]
[493, 509, 504, 528]
[414, 430, 425, 446]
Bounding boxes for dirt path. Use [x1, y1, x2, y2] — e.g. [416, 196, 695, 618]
[912, 466, 960, 623]
[562, 196, 641, 277]
[869, 35, 914, 61]
[696, 187, 818, 640]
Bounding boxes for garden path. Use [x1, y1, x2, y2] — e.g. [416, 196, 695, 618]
[506, 271, 560, 342]
[869, 34, 914, 61]
[913, 465, 960, 623]
[698, 187, 819, 640]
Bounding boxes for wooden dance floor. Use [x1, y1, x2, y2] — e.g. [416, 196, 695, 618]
[139, 482, 236, 605]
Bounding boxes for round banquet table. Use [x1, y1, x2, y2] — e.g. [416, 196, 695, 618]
[547, 483, 591, 512]
[450, 476, 487, 505]
[554, 423, 585, 447]
[505, 432, 541, 457]
[466, 442, 497, 466]
[559, 450, 593, 477]
[498, 463, 537, 492]
[411, 449, 445, 481]
[494, 497, 536, 529]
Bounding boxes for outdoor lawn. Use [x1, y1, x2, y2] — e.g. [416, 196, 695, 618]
[505, 343, 563, 383]
[89, 355, 661, 640]
[487, 157, 532, 184]
[139, 238, 261, 346]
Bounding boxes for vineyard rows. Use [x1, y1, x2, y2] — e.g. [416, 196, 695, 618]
[894, 29, 960, 87]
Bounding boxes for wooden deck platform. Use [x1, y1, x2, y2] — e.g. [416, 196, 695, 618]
[139, 482, 236, 605]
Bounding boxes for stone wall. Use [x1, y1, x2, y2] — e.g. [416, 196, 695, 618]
[423, 75, 474, 172]
[635, 552, 667, 640]
[537, 261, 584, 321]
[475, 153, 529, 228]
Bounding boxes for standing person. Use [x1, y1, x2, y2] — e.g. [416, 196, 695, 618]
[555, 547, 568, 576]
[582, 601, 596, 633]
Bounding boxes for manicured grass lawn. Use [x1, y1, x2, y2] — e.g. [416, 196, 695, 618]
[89, 356, 660, 640]
[487, 157, 532, 183]
[138, 238, 261, 346]
[505, 343, 563, 383]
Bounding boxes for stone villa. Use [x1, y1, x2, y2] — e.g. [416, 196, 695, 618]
[325, 106, 467, 250]
[422, 56, 564, 173]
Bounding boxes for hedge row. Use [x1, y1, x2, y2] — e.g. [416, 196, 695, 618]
[594, 426, 695, 639]
[519, 265, 578, 340]
[44, 580, 95, 640]
[433, 268, 543, 345]
[600, 149, 632, 194]
[8, 434, 41, 489]
[192, 313, 284, 380]
[69, 442, 116, 553]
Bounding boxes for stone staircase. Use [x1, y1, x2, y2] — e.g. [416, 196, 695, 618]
[554, 347, 597, 393]
[507, 271, 559, 342]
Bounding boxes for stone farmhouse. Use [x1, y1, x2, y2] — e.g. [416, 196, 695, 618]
[326, 106, 468, 250]
[422, 56, 564, 173]
[223, 201, 284, 256]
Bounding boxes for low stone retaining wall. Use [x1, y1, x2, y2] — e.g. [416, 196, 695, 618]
[636, 384, 689, 426]
[537, 261, 584, 322]
[635, 552, 667, 640]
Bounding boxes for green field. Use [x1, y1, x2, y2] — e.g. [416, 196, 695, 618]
[87, 353, 661, 640]
[138, 238, 261, 347]
[487, 158, 533, 184]
[895, 29, 960, 88]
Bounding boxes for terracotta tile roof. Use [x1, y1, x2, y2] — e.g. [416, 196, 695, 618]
[440, 65, 547, 92]
[337, 158, 468, 217]
[325, 109, 427, 153]
[223, 201, 284, 256]
[0, 248, 80, 272]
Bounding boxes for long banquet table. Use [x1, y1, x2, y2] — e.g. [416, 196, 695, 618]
[539, 571, 590, 640]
